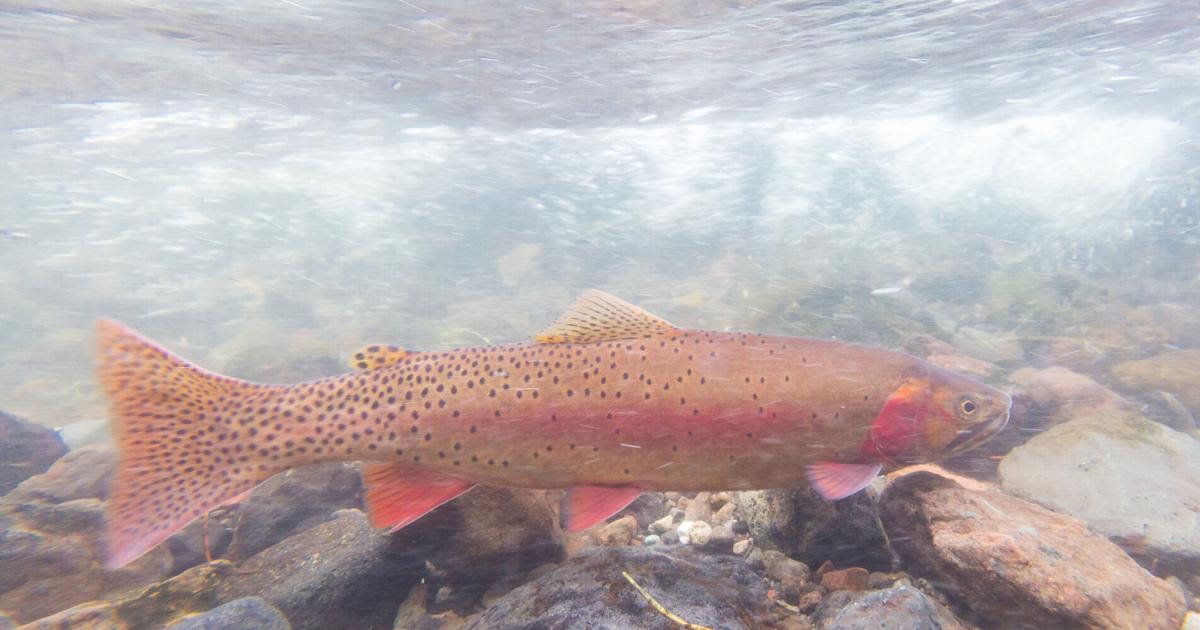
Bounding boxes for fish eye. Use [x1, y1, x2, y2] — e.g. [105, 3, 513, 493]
[960, 399, 978, 415]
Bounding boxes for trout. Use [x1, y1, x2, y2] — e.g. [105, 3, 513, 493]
[97, 290, 1010, 568]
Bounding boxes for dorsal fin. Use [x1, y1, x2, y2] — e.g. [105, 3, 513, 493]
[535, 290, 679, 344]
[349, 344, 410, 370]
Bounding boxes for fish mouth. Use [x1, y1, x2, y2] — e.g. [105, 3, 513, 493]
[944, 393, 1012, 458]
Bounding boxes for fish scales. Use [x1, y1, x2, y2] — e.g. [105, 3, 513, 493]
[96, 290, 1011, 567]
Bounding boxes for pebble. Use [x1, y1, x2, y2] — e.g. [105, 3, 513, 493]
[821, 567, 870, 592]
[661, 530, 679, 545]
[688, 521, 713, 547]
[643, 535, 661, 546]
[732, 539, 751, 555]
[677, 521, 695, 545]
[595, 515, 638, 547]
[705, 524, 735, 553]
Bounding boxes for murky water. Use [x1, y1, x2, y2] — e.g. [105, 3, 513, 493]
[2, 1, 1198, 628]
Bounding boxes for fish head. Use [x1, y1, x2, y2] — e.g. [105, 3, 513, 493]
[866, 367, 1011, 466]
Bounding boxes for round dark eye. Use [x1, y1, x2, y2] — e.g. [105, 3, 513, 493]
[961, 400, 977, 415]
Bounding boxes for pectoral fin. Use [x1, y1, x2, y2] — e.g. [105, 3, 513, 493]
[805, 462, 882, 501]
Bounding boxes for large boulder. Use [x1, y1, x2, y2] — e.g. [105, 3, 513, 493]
[391, 486, 564, 594]
[1112, 349, 1200, 416]
[0, 411, 66, 496]
[880, 472, 1186, 629]
[0, 448, 172, 625]
[1, 446, 114, 505]
[462, 545, 789, 629]
[999, 412, 1200, 572]
[223, 463, 364, 561]
[735, 485, 892, 572]
[212, 510, 418, 630]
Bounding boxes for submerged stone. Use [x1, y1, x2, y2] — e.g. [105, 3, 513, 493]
[0, 411, 66, 496]
[165, 597, 291, 630]
[880, 471, 1186, 629]
[999, 413, 1200, 571]
[463, 545, 786, 630]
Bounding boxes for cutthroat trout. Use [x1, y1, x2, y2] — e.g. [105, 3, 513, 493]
[97, 290, 1010, 568]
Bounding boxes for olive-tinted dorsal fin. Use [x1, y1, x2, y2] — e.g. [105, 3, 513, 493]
[349, 345, 410, 370]
[535, 290, 678, 344]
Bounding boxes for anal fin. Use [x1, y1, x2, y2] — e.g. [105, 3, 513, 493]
[362, 463, 475, 532]
[561, 486, 641, 533]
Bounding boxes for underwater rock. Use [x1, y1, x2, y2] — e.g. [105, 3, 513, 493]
[2, 446, 114, 505]
[735, 486, 892, 572]
[812, 585, 968, 630]
[819, 567, 869, 592]
[1112, 349, 1200, 417]
[212, 510, 419, 630]
[0, 411, 66, 496]
[880, 471, 1186, 629]
[617, 492, 667, 533]
[165, 597, 291, 630]
[999, 413, 1200, 571]
[760, 550, 811, 603]
[391, 486, 564, 593]
[595, 515, 638, 547]
[223, 463, 364, 561]
[0, 463, 172, 624]
[683, 491, 713, 523]
[10, 601, 119, 629]
[462, 545, 788, 630]
[1010, 366, 1128, 416]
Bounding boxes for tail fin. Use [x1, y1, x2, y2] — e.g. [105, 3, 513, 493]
[96, 320, 281, 568]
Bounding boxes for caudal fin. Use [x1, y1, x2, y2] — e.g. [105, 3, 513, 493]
[96, 320, 281, 568]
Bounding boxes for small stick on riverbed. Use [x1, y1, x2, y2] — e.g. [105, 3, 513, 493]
[622, 571, 714, 630]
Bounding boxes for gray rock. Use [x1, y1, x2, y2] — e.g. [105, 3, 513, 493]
[735, 486, 892, 572]
[643, 534, 660, 546]
[214, 510, 421, 630]
[390, 486, 564, 595]
[683, 492, 713, 523]
[813, 585, 967, 630]
[999, 412, 1200, 571]
[704, 524, 735, 553]
[618, 492, 667, 532]
[661, 530, 679, 545]
[2, 446, 114, 504]
[0, 411, 67, 496]
[880, 471, 1186, 629]
[224, 463, 364, 561]
[166, 597, 291, 630]
[463, 545, 786, 630]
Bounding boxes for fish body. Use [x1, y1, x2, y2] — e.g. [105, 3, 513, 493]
[97, 290, 1010, 568]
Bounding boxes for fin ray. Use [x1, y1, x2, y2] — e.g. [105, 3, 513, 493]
[535, 290, 678, 344]
[805, 461, 882, 501]
[362, 463, 475, 532]
[561, 486, 642, 532]
[97, 320, 282, 568]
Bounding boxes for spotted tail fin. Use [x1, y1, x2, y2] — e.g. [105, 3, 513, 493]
[96, 320, 283, 568]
